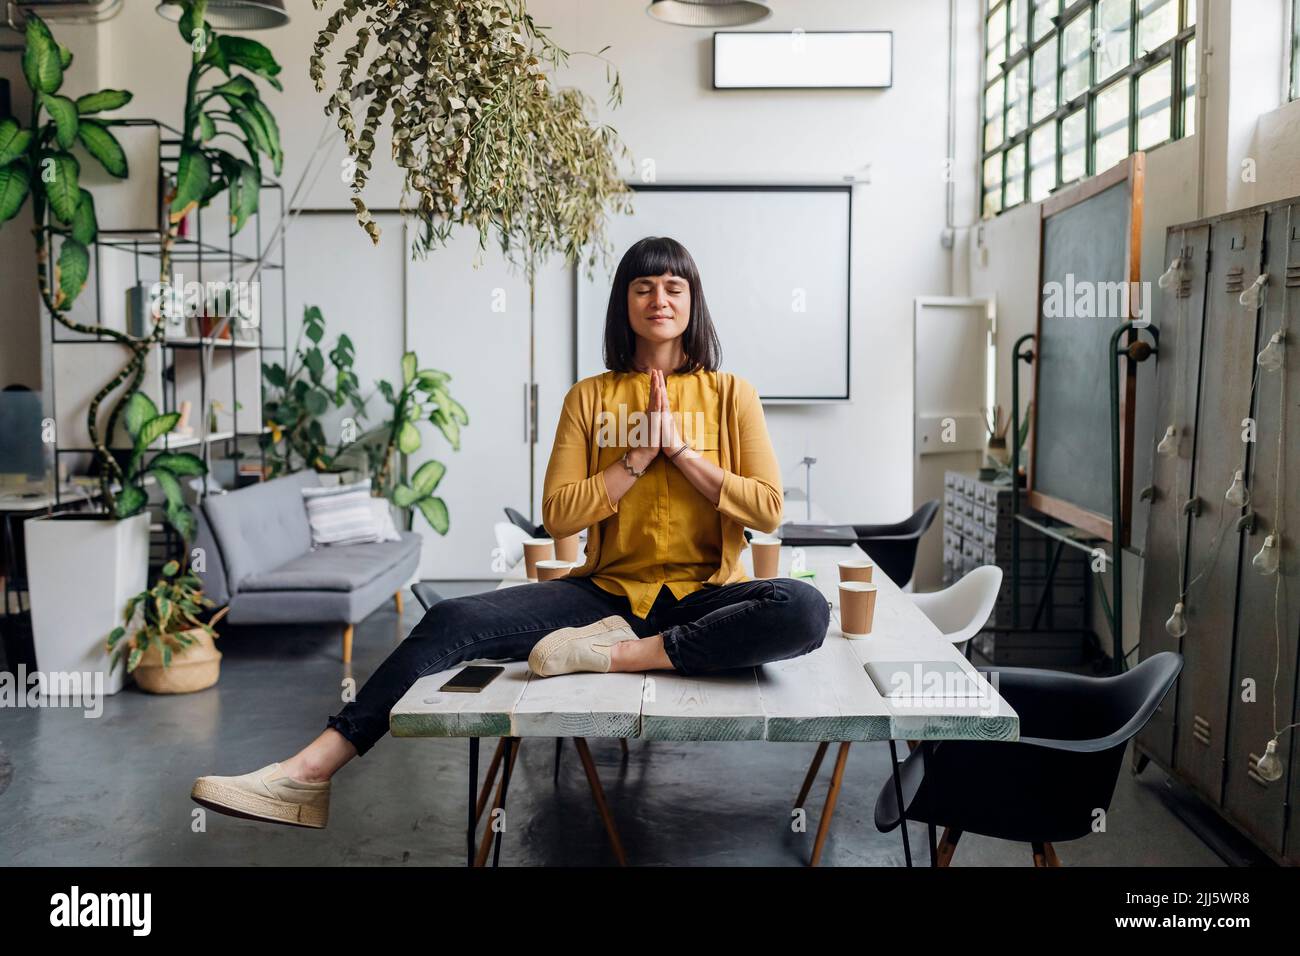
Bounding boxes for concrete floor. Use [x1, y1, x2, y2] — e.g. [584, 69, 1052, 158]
[0, 583, 1233, 866]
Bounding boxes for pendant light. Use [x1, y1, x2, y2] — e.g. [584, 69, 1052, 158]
[1255, 739, 1284, 783]
[1165, 601, 1188, 638]
[1157, 257, 1182, 290]
[1252, 533, 1280, 575]
[647, 1, 772, 27]
[1225, 469, 1250, 508]
[1238, 273, 1268, 309]
[156, 0, 288, 29]
[1257, 331, 1285, 372]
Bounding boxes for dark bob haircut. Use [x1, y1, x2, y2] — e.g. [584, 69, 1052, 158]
[602, 236, 722, 374]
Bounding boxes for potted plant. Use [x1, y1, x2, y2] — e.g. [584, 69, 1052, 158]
[25, 390, 208, 694]
[0, 12, 166, 695]
[159, 0, 284, 243]
[260, 305, 367, 476]
[107, 560, 228, 694]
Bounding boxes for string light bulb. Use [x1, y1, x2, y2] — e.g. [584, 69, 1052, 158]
[1157, 257, 1183, 290]
[1165, 602, 1188, 638]
[1239, 273, 1268, 309]
[1252, 533, 1280, 575]
[1256, 331, 1285, 372]
[1157, 425, 1178, 457]
[1255, 739, 1284, 784]
[1225, 470, 1250, 508]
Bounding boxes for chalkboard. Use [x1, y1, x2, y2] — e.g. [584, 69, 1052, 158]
[1030, 154, 1144, 544]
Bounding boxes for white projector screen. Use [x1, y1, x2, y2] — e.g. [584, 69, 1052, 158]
[576, 185, 851, 401]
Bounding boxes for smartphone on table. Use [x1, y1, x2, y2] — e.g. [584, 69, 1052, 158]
[440, 665, 504, 693]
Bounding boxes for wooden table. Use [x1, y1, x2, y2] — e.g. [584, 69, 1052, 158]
[390, 544, 1018, 866]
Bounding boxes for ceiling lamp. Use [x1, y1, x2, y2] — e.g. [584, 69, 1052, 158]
[647, 1, 772, 28]
[156, 0, 288, 30]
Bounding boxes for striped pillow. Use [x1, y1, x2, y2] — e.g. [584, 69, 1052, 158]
[302, 479, 382, 547]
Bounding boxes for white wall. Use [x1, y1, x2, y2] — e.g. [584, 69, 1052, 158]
[13, 1, 981, 575]
[531, 0, 965, 528]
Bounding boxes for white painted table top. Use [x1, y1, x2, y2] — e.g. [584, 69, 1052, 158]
[391, 544, 1018, 743]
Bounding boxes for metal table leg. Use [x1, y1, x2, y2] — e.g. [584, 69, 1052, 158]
[467, 737, 479, 868]
[888, 739, 913, 867]
[492, 736, 516, 867]
[923, 742, 937, 866]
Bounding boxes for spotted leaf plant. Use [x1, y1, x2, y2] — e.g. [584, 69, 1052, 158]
[107, 560, 224, 674]
[116, 391, 209, 540]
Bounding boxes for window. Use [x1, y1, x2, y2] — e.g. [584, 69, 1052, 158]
[981, 0, 1197, 217]
[1291, 0, 1300, 101]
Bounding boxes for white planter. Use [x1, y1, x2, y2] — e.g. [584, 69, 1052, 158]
[25, 512, 150, 696]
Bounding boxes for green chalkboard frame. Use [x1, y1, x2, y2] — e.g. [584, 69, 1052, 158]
[1029, 153, 1145, 545]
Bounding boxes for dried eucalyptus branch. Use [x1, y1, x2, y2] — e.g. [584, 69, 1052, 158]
[310, 0, 631, 273]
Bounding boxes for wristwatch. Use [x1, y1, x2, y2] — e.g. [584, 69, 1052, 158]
[621, 450, 650, 478]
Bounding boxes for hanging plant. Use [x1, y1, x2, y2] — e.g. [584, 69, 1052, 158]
[309, 0, 631, 271]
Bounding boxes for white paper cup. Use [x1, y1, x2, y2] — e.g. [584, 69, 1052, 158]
[751, 536, 781, 578]
[838, 581, 878, 637]
[522, 538, 555, 580]
[535, 559, 572, 582]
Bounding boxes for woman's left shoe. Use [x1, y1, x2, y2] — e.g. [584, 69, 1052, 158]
[191, 763, 330, 828]
[528, 615, 639, 677]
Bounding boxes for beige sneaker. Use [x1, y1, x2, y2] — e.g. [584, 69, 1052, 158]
[528, 614, 640, 677]
[191, 763, 330, 829]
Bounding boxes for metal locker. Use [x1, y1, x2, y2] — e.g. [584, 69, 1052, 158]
[1220, 205, 1300, 853]
[1138, 225, 1210, 768]
[1173, 211, 1267, 801]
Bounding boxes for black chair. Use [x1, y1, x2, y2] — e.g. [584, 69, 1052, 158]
[874, 651, 1183, 866]
[504, 507, 546, 539]
[410, 582, 445, 613]
[851, 499, 940, 587]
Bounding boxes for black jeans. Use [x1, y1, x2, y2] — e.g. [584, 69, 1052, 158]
[327, 575, 829, 755]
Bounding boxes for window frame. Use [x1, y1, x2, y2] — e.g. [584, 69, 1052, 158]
[1290, 0, 1300, 102]
[980, 0, 1196, 218]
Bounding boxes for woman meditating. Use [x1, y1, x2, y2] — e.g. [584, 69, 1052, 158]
[191, 236, 830, 828]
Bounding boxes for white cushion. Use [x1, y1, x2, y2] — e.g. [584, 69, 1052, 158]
[370, 497, 402, 542]
[302, 479, 382, 547]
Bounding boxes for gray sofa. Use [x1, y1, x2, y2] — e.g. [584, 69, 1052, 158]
[195, 471, 421, 661]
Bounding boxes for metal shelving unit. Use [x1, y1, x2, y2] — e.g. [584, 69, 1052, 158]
[43, 119, 288, 558]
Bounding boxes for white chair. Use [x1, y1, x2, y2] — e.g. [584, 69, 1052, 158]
[910, 565, 1003, 657]
[493, 521, 529, 570]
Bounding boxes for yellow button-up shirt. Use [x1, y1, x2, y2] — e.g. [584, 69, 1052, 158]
[541, 369, 784, 619]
